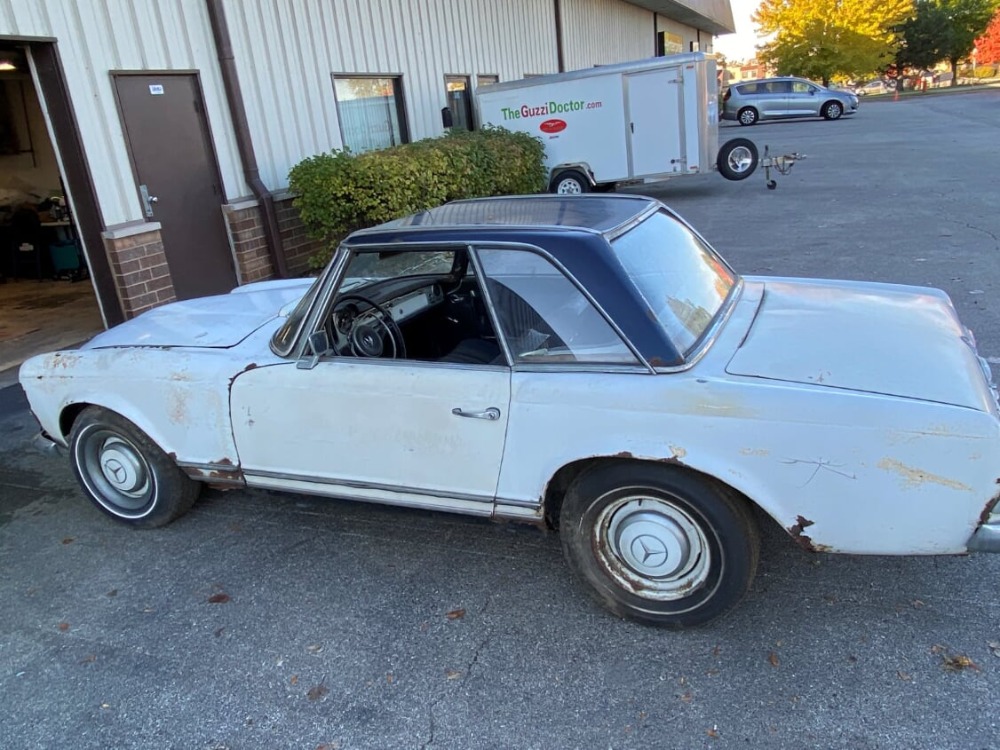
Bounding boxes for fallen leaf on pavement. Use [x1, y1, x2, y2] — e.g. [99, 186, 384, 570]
[58, 622, 69, 632]
[62, 537, 74, 545]
[912, 599, 925, 608]
[106, 589, 118, 597]
[290, 675, 299, 686]
[768, 652, 780, 668]
[307, 683, 329, 701]
[988, 641, 1000, 658]
[897, 671, 912, 681]
[680, 691, 693, 704]
[214, 627, 225, 638]
[941, 653, 979, 672]
[707, 726, 719, 739]
[446, 608, 466, 620]
[80, 654, 96, 664]
[208, 593, 231, 604]
[444, 668, 462, 680]
[306, 644, 323, 654]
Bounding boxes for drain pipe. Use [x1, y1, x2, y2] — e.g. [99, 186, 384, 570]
[206, 0, 288, 278]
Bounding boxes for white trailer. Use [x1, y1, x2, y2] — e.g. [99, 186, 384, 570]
[476, 53, 768, 192]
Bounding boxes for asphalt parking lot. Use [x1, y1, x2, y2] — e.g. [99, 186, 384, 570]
[3, 91, 1000, 749]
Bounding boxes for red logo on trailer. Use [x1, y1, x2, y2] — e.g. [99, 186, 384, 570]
[539, 119, 567, 134]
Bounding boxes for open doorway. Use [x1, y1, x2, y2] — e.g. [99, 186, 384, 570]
[0, 43, 104, 383]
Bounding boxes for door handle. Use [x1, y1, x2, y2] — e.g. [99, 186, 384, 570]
[452, 407, 501, 421]
[139, 184, 159, 218]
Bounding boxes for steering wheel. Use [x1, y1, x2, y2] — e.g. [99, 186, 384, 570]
[332, 293, 407, 359]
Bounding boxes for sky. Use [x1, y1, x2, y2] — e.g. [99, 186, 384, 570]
[713, 0, 764, 62]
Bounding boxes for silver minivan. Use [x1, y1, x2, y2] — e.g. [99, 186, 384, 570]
[722, 77, 859, 126]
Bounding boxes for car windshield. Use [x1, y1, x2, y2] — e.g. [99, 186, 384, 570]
[611, 210, 736, 357]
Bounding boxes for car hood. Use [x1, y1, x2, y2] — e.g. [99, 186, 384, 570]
[727, 278, 995, 411]
[83, 278, 314, 350]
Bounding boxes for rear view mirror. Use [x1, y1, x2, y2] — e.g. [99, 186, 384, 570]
[296, 330, 331, 370]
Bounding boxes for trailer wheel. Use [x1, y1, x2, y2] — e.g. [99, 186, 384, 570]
[550, 170, 591, 195]
[716, 138, 758, 181]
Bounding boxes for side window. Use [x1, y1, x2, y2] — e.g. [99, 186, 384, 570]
[477, 248, 638, 365]
[766, 80, 791, 94]
[791, 81, 811, 94]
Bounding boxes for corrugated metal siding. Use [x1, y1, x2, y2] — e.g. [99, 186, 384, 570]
[223, 0, 560, 190]
[560, 0, 654, 71]
[0, 0, 246, 226]
[655, 15, 704, 55]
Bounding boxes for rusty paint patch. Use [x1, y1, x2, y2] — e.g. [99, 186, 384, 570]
[877, 458, 972, 492]
[647, 356, 670, 368]
[216, 457, 235, 467]
[244, 362, 259, 372]
[182, 465, 245, 488]
[614, 451, 634, 459]
[788, 515, 817, 552]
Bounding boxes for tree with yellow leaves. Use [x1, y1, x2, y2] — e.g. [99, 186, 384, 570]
[754, 0, 913, 84]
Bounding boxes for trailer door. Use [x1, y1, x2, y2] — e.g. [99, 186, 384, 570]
[626, 70, 683, 178]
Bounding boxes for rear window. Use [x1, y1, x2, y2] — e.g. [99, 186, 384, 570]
[611, 211, 737, 357]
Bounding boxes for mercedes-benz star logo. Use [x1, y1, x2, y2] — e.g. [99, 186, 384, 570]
[104, 459, 127, 484]
[631, 535, 668, 566]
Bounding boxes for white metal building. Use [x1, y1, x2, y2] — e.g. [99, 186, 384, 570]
[0, 0, 734, 326]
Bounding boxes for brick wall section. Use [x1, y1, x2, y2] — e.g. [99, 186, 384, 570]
[274, 196, 324, 276]
[224, 205, 274, 284]
[103, 230, 176, 318]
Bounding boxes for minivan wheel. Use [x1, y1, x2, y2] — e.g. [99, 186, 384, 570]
[737, 107, 758, 126]
[822, 101, 843, 120]
[716, 138, 759, 181]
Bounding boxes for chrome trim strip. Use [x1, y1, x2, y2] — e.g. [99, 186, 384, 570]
[244, 474, 495, 517]
[495, 496, 541, 508]
[177, 461, 239, 472]
[493, 503, 544, 523]
[243, 469, 495, 504]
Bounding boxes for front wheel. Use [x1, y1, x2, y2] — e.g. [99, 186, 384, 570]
[716, 138, 759, 181]
[550, 170, 591, 195]
[69, 406, 200, 528]
[560, 464, 759, 627]
[737, 107, 758, 126]
[822, 101, 843, 120]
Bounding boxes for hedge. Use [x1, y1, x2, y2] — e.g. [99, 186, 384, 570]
[288, 126, 548, 268]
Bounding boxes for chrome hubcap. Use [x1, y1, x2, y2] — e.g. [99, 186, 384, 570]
[726, 146, 754, 174]
[595, 495, 711, 600]
[99, 438, 145, 494]
[76, 426, 154, 515]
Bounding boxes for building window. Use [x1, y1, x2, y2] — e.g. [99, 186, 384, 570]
[332, 75, 408, 153]
[445, 75, 473, 131]
[476, 75, 499, 89]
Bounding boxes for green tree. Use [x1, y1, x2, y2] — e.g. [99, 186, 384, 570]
[897, 0, 997, 84]
[754, 0, 913, 84]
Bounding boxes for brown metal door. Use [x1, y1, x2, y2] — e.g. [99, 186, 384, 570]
[114, 74, 235, 299]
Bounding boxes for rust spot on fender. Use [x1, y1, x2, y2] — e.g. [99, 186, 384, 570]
[614, 451, 634, 459]
[216, 457, 235, 466]
[877, 458, 972, 492]
[244, 362, 259, 372]
[788, 515, 817, 551]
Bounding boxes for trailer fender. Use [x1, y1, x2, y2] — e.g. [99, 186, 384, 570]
[549, 164, 596, 194]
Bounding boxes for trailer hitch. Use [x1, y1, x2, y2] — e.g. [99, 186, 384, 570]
[761, 146, 805, 189]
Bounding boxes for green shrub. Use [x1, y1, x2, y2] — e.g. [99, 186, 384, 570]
[288, 126, 547, 268]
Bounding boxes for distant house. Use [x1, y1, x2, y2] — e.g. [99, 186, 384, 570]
[0, 0, 734, 324]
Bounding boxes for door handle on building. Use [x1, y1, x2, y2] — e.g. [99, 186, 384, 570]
[139, 184, 159, 217]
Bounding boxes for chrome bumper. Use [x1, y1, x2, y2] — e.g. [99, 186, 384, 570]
[32, 430, 66, 456]
[968, 502, 1000, 552]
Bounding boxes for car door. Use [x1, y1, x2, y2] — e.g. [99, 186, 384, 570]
[788, 80, 819, 115]
[229, 248, 511, 515]
[763, 79, 792, 116]
[472, 246, 648, 509]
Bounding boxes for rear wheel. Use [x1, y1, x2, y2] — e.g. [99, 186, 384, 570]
[69, 406, 200, 528]
[550, 170, 591, 195]
[716, 138, 759, 181]
[822, 101, 844, 120]
[737, 107, 758, 126]
[560, 463, 759, 627]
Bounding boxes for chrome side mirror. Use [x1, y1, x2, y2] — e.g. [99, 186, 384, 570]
[296, 330, 331, 370]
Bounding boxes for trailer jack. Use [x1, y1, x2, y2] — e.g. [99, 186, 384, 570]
[761, 146, 805, 189]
